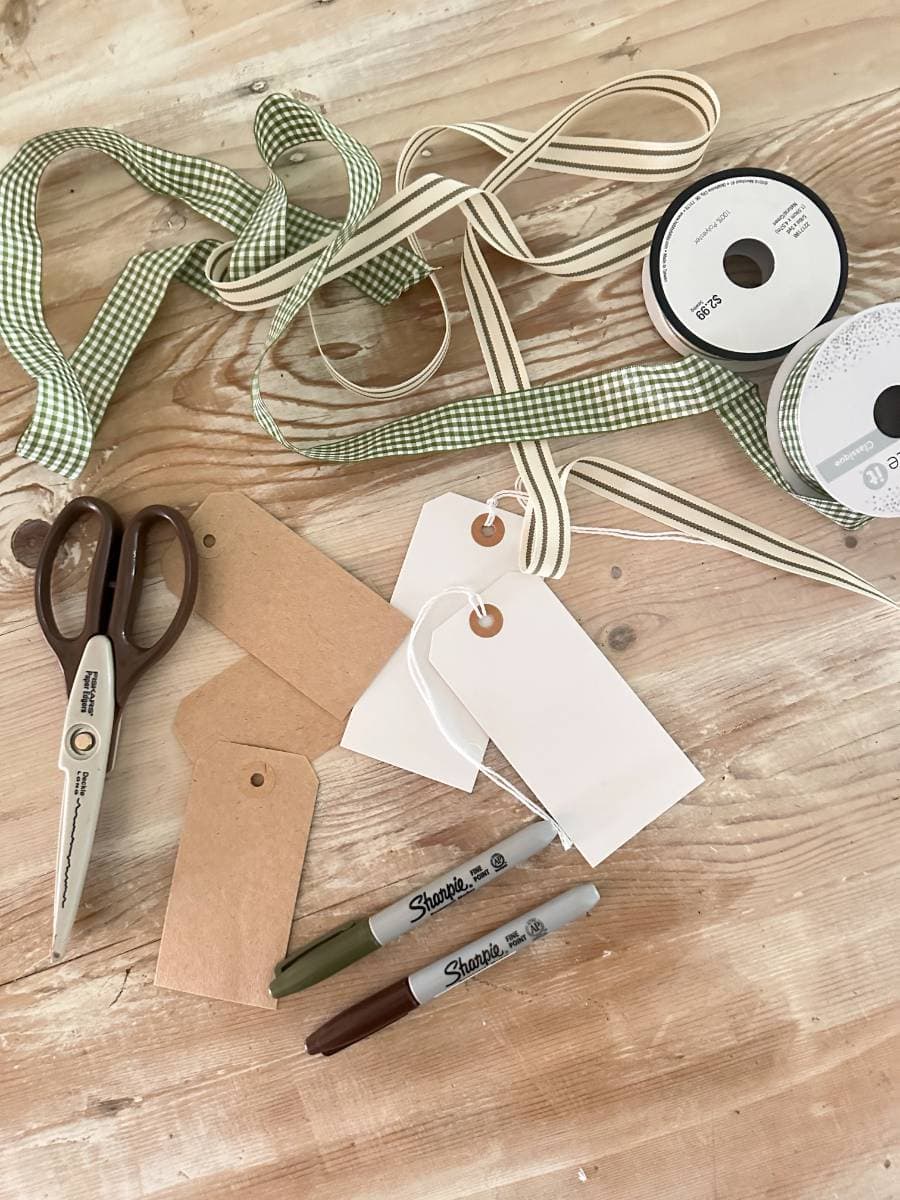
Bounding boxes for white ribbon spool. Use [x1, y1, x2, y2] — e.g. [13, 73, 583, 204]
[642, 168, 847, 372]
[766, 301, 900, 518]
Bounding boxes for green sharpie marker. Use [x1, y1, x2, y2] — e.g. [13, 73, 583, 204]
[269, 820, 557, 999]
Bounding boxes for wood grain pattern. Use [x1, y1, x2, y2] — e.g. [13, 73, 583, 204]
[1, 1, 898, 1197]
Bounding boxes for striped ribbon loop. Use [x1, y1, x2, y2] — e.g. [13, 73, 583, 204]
[447, 72, 718, 577]
[209, 71, 720, 575]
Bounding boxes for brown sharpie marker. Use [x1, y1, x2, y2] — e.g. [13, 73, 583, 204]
[307, 883, 600, 1056]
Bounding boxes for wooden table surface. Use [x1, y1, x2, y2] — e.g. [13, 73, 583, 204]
[1, 2, 898, 1197]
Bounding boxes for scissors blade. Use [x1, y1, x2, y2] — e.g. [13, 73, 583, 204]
[51, 634, 116, 961]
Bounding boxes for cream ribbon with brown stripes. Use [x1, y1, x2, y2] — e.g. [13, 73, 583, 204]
[206, 70, 721, 580]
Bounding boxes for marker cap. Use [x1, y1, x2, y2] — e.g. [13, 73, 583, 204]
[306, 978, 418, 1056]
[269, 918, 380, 999]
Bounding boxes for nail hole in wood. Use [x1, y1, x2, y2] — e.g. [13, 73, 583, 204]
[12, 519, 50, 569]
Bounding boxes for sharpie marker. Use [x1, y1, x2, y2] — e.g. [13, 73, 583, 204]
[306, 883, 600, 1055]
[270, 821, 558, 999]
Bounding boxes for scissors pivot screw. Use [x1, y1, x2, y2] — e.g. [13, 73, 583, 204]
[69, 727, 97, 755]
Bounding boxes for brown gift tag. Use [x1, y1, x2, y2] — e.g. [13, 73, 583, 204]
[162, 492, 410, 720]
[174, 655, 342, 762]
[155, 742, 317, 1009]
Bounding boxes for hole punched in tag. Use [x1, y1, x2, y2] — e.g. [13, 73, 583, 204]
[470, 513, 505, 547]
[240, 759, 276, 797]
[469, 603, 504, 638]
[198, 529, 223, 559]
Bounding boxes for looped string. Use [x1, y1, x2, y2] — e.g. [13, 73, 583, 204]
[406, 587, 573, 848]
[483, 486, 708, 544]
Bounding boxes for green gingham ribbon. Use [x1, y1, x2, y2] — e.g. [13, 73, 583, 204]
[774, 344, 869, 527]
[0, 72, 890, 607]
[0, 102, 432, 478]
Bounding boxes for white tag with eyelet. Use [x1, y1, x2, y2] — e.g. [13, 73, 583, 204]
[428, 571, 703, 866]
[342, 493, 522, 790]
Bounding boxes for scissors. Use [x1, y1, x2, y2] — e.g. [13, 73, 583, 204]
[35, 496, 198, 960]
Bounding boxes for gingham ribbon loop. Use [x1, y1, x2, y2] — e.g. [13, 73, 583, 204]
[0, 100, 431, 478]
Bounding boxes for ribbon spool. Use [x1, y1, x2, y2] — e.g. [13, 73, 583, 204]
[766, 302, 900, 518]
[642, 168, 848, 372]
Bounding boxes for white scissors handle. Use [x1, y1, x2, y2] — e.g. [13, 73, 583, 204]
[51, 635, 115, 961]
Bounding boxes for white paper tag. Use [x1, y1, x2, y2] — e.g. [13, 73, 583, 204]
[342, 494, 522, 790]
[429, 572, 703, 866]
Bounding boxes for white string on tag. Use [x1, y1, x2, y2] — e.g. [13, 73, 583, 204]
[426, 573, 703, 866]
[407, 586, 573, 849]
[483, 488, 708, 545]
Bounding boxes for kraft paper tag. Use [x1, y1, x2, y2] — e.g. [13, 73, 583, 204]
[429, 572, 703, 866]
[162, 492, 410, 720]
[155, 742, 317, 1009]
[174, 655, 343, 762]
[341, 493, 522, 790]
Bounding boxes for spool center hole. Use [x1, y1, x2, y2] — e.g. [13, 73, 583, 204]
[250, 772, 265, 787]
[723, 238, 775, 289]
[202, 534, 216, 548]
[874, 385, 900, 439]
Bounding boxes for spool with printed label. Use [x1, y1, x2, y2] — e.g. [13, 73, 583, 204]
[642, 168, 847, 370]
[766, 301, 900, 518]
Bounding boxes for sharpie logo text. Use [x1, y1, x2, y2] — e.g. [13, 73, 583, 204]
[443, 941, 505, 985]
[409, 875, 472, 922]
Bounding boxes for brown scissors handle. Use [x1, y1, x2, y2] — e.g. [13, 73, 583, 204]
[107, 505, 198, 709]
[34, 496, 122, 693]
